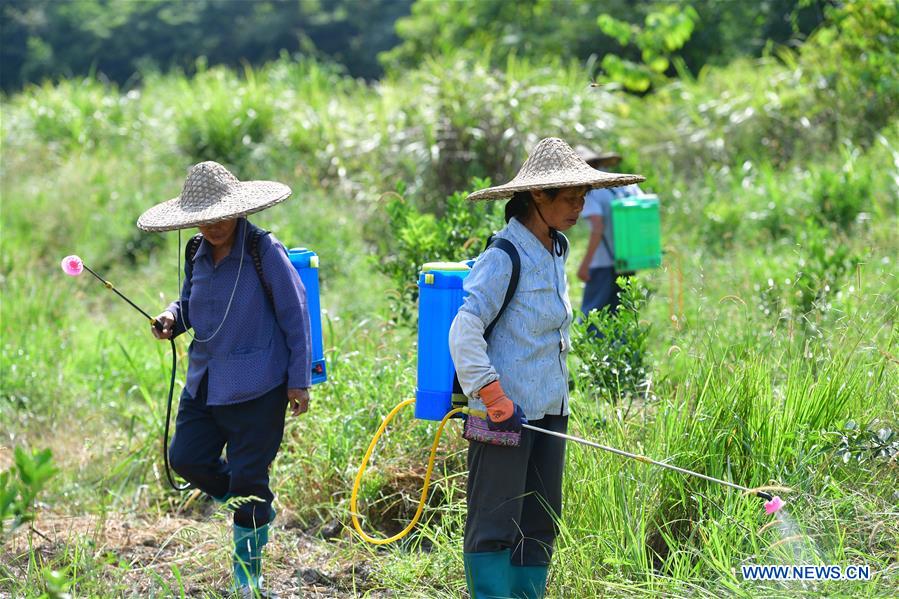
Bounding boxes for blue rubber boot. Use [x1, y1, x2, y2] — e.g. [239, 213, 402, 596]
[233, 523, 269, 593]
[463, 550, 512, 599]
[509, 564, 548, 599]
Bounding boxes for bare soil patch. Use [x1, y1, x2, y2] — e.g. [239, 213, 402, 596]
[4, 512, 386, 597]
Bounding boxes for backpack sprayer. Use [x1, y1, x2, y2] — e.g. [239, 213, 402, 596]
[350, 246, 784, 545]
[60, 247, 327, 491]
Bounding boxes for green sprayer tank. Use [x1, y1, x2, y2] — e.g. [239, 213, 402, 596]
[611, 194, 662, 272]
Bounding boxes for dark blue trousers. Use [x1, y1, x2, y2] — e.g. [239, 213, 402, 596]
[581, 266, 623, 315]
[168, 373, 288, 528]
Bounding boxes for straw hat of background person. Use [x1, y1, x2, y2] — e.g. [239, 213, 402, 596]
[137, 161, 291, 232]
[467, 138, 642, 201]
[575, 144, 623, 169]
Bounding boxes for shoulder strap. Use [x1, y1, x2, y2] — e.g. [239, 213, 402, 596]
[558, 232, 569, 257]
[248, 228, 274, 306]
[483, 236, 521, 340]
[602, 234, 613, 262]
[185, 233, 203, 265]
[450, 235, 521, 402]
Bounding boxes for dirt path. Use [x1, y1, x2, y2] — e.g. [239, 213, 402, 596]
[4, 512, 385, 597]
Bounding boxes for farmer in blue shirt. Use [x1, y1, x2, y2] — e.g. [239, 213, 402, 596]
[576, 146, 644, 315]
[138, 161, 311, 596]
[450, 138, 644, 599]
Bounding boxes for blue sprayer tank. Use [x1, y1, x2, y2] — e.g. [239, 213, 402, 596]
[415, 261, 472, 420]
[288, 248, 327, 385]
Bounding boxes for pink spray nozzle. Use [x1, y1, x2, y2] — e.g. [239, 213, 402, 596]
[764, 495, 785, 515]
[61, 255, 84, 276]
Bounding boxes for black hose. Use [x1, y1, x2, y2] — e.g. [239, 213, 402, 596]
[162, 337, 191, 491]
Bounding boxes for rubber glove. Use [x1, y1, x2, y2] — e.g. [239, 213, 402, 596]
[479, 381, 526, 433]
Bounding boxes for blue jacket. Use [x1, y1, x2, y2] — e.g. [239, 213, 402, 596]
[168, 218, 312, 405]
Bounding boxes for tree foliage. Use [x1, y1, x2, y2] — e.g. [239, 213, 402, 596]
[380, 0, 830, 81]
[0, 0, 833, 92]
[598, 4, 699, 92]
[0, 0, 413, 91]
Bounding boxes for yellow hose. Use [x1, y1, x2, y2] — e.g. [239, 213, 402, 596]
[350, 398, 474, 545]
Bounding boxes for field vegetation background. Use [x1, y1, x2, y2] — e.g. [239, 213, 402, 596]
[1, 0, 897, 596]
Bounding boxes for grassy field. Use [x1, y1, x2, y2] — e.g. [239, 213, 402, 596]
[2, 20, 898, 598]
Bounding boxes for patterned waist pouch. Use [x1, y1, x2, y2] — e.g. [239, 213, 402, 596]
[462, 415, 521, 447]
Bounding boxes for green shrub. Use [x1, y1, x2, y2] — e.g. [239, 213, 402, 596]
[791, 220, 858, 317]
[376, 180, 503, 325]
[172, 62, 276, 167]
[570, 277, 651, 404]
[800, 0, 899, 148]
[809, 153, 873, 231]
[8, 78, 136, 151]
[755, 219, 859, 322]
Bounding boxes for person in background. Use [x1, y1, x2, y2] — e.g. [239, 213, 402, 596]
[138, 161, 312, 597]
[575, 146, 645, 315]
[450, 138, 644, 599]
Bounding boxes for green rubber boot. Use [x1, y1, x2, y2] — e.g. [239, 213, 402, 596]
[233, 523, 269, 593]
[463, 550, 512, 599]
[509, 564, 548, 599]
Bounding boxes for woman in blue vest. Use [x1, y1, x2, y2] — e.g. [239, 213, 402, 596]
[450, 138, 644, 599]
[138, 161, 312, 596]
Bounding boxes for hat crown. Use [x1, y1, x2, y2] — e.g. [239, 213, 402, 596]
[180, 161, 240, 208]
[517, 137, 592, 180]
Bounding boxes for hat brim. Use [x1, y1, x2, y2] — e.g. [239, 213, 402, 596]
[137, 181, 291, 232]
[467, 171, 645, 201]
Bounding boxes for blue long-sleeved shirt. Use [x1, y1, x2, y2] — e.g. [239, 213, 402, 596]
[448, 217, 572, 420]
[167, 218, 312, 405]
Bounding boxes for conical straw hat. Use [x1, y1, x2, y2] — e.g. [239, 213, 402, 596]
[467, 137, 644, 201]
[137, 161, 291, 232]
[575, 144, 622, 166]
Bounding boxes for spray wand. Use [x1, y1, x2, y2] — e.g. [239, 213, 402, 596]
[515, 418, 785, 513]
[463, 409, 785, 514]
[60, 255, 189, 491]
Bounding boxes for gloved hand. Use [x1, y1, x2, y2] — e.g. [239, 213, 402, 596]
[479, 381, 526, 433]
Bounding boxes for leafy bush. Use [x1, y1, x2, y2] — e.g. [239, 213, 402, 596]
[809, 154, 873, 231]
[6, 78, 136, 151]
[374, 54, 621, 200]
[375, 180, 503, 325]
[569, 277, 651, 403]
[834, 420, 899, 465]
[702, 196, 744, 251]
[754, 220, 859, 322]
[799, 0, 899, 148]
[172, 62, 276, 167]
[597, 4, 699, 92]
[791, 220, 858, 317]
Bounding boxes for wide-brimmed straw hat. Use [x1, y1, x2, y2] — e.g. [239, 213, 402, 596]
[467, 137, 644, 201]
[137, 161, 291, 232]
[575, 144, 622, 166]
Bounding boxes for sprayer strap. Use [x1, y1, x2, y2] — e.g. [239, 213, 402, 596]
[248, 229, 274, 306]
[185, 228, 274, 306]
[483, 237, 521, 340]
[451, 237, 520, 400]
